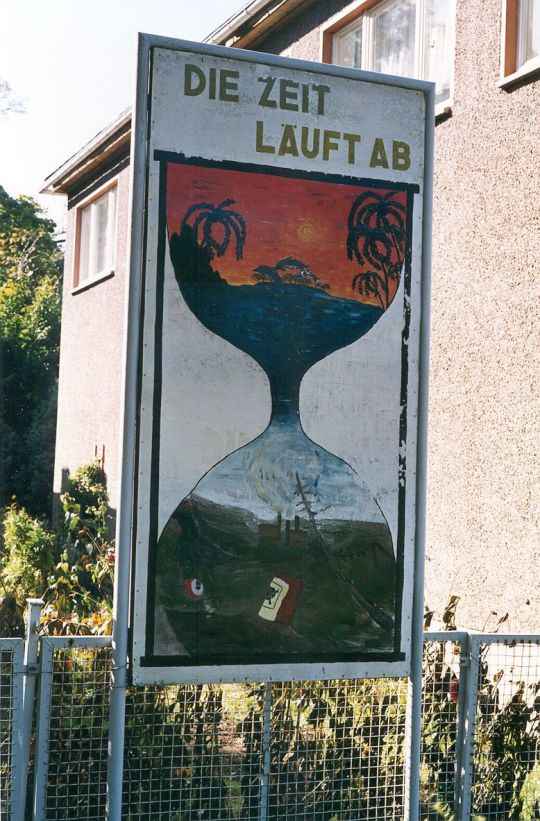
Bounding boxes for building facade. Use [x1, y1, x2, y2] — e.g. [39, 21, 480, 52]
[44, 0, 539, 632]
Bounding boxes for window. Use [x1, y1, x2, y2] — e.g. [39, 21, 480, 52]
[75, 185, 117, 288]
[501, 0, 540, 82]
[518, 0, 540, 65]
[324, 0, 455, 107]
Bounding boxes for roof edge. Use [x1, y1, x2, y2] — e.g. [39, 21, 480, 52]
[205, 0, 312, 48]
[41, 108, 132, 195]
[43, 0, 312, 193]
[205, 0, 280, 45]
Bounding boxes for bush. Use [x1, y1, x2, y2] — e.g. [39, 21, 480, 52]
[0, 504, 55, 604]
[43, 461, 114, 635]
[0, 593, 25, 636]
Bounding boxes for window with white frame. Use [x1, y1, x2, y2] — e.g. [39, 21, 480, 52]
[75, 185, 117, 287]
[516, 0, 540, 69]
[328, 0, 455, 106]
[501, 0, 540, 81]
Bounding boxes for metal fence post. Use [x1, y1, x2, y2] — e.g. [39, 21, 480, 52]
[4, 638, 25, 821]
[32, 636, 54, 820]
[459, 635, 480, 821]
[11, 598, 44, 820]
[453, 632, 471, 817]
[405, 671, 422, 820]
[258, 682, 272, 821]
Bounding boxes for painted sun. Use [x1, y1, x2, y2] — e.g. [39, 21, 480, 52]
[297, 220, 317, 241]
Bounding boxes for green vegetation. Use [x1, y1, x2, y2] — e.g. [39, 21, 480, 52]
[1, 458, 539, 817]
[0, 504, 55, 602]
[0, 461, 114, 638]
[43, 461, 114, 634]
[0, 185, 63, 513]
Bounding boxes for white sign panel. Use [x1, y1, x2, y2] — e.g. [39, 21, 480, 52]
[129, 38, 432, 684]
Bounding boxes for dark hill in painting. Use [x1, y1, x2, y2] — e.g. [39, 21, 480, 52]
[156, 492, 396, 662]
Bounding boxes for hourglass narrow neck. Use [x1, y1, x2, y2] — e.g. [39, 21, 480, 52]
[269, 376, 302, 424]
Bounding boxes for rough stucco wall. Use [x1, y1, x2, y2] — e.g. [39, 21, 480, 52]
[53, 166, 130, 516]
[254, 0, 540, 632]
[426, 0, 539, 633]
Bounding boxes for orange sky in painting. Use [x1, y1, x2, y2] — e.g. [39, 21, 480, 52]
[166, 163, 407, 301]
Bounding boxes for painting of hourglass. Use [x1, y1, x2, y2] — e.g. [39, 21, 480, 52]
[149, 157, 414, 666]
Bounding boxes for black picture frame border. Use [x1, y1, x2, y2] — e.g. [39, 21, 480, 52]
[134, 150, 419, 672]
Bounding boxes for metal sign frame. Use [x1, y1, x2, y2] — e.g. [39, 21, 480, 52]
[114, 35, 434, 691]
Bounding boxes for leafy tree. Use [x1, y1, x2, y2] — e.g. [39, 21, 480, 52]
[252, 264, 282, 285]
[0, 185, 63, 512]
[252, 256, 330, 290]
[181, 198, 246, 259]
[347, 191, 406, 309]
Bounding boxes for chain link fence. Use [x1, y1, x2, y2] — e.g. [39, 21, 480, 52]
[2, 631, 540, 819]
[464, 636, 540, 820]
[32, 637, 112, 820]
[0, 638, 25, 821]
[420, 634, 464, 818]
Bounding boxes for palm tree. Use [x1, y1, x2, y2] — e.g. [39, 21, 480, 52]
[347, 191, 406, 309]
[351, 270, 387, 310]
[181, 198, 246, 260]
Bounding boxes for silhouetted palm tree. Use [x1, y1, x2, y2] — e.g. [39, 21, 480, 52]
[348, 192, 405, 243]
[351, 270, 386, 310]
[347, 191, 406, 309]
[181, 199, 246, 260]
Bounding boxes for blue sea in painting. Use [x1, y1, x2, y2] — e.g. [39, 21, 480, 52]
[183, 280, 383, 387]
[170, 224, 384, 401]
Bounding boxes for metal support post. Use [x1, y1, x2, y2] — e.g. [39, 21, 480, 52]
[106, 32, 151, 821]
[405, 71, 434, 821]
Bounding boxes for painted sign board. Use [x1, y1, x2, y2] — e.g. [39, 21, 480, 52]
[128, 36, 432, 685]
